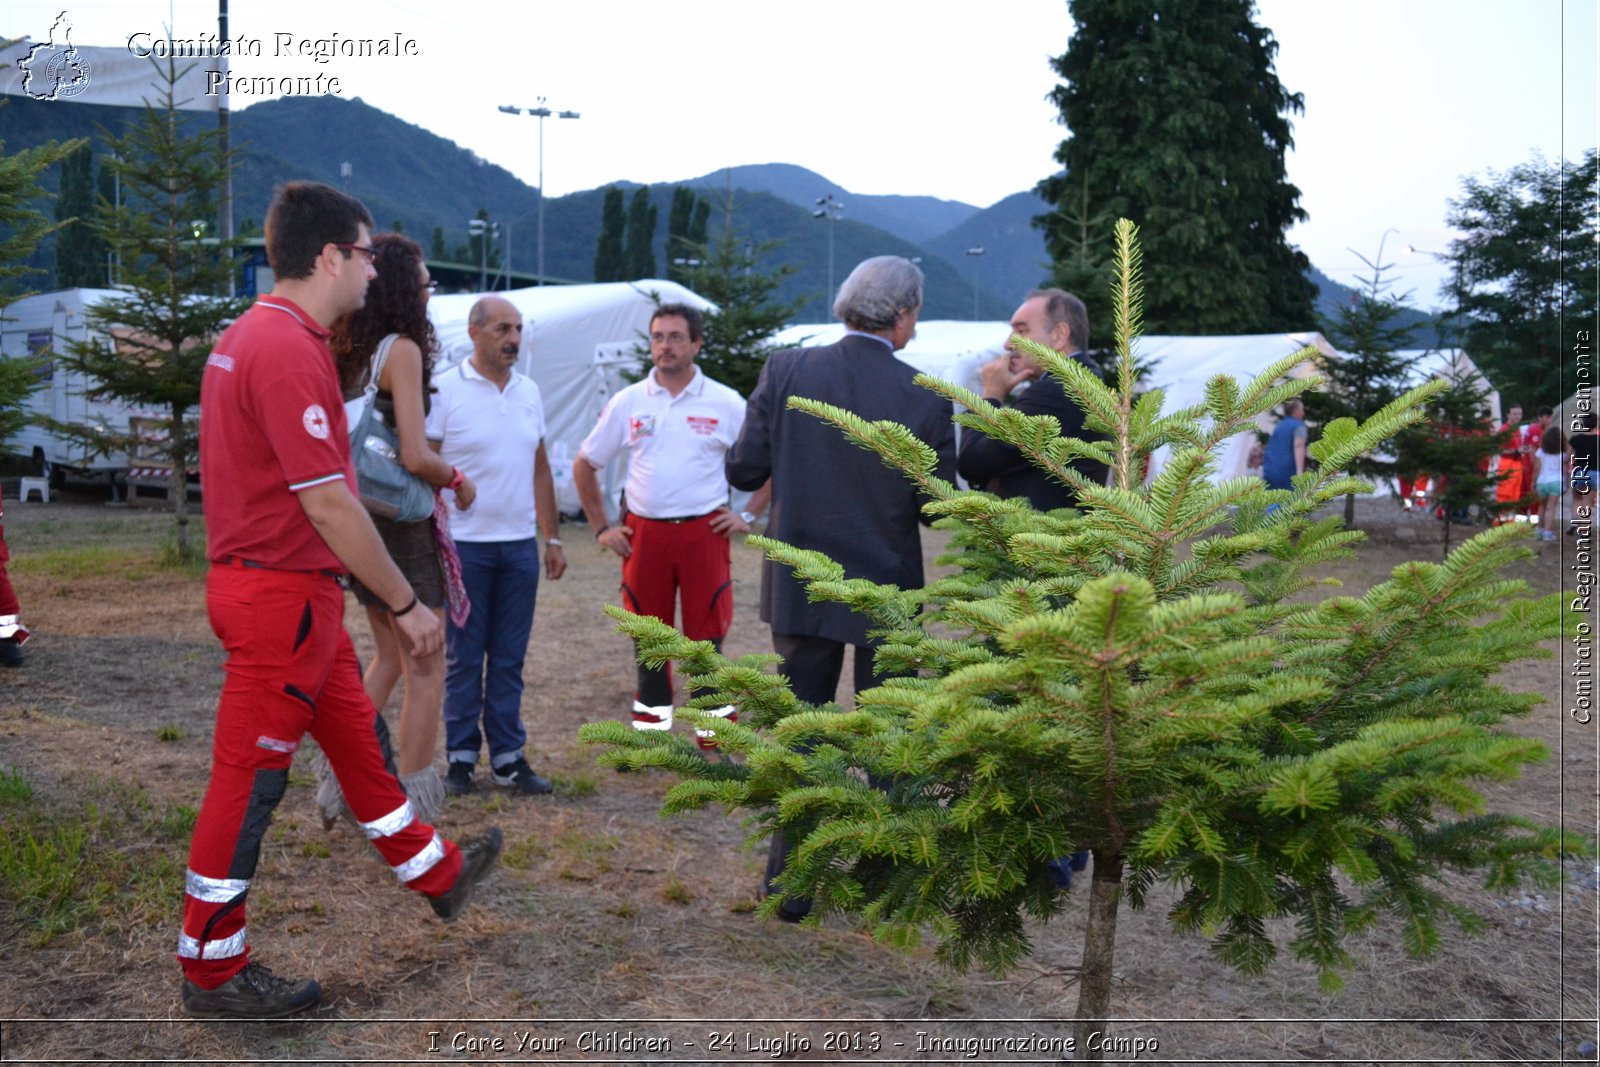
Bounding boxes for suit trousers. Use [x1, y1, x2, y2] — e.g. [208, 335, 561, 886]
[763, 632, 891, 917]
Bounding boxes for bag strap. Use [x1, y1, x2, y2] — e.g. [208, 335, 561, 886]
[366, 334, 401, 400]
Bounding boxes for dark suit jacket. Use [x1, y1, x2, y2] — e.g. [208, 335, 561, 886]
[956, 354, 1108, 510]
[726, 334, 957, 647]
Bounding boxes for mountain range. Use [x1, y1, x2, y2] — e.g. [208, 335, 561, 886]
[4, 93, 1438, 335]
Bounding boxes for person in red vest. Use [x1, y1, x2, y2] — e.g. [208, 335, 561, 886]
[1493, 404, 1529, 525]
[0, 485, 28, 667]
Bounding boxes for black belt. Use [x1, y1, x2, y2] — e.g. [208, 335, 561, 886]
[219, 556, 346, 581]
[634, 511, 716, 524]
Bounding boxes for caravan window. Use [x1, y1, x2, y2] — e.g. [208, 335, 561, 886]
[26, 331, 54, 382]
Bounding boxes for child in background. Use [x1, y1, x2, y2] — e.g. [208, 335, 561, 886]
[1535, 427, 1566, 541]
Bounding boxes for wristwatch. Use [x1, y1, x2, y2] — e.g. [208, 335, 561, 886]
[739, 510, 758, 524]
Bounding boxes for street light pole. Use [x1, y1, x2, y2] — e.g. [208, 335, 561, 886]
[500, 100, 581, 286]
[813, 194, 843, 308]
[966, 247, 986, 320]
[469, 216, 498, 292]
[1405, 242, 1467, 352]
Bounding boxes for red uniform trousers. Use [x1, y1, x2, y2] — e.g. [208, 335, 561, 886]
[0, 494, 21, 626]
[620, 513, 733, 711]
[1494, 455, 1528, 522]
[179, 563, 462, 988]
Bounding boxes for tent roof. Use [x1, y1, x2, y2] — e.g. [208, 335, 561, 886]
[1396, 348, 1501, 424]
[428, 279, 713, 337]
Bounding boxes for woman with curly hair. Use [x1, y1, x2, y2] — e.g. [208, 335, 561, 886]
[321, 233, 476, 824]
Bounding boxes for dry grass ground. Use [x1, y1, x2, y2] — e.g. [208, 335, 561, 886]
[0, 488, 1593, 1065]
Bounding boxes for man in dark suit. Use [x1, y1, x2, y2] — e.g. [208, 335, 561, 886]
[956, 287, 1105, 892]
[726, 255, 956, 920]
[957, 287, 1109, 506]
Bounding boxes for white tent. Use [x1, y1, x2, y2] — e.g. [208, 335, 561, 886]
[771, 323, 1330, 486]
[1136, 333, 1330, 483]
[769, 320, 1005, 399]
[1400, 348, 1501, 425]
[428, 279, 715, 516]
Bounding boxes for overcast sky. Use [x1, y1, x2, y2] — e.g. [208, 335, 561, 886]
[8, 0, 1596, 311]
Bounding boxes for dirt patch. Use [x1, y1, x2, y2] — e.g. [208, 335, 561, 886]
[0, 491, 1592, 1064]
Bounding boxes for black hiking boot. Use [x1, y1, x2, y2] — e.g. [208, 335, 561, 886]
[428, 827, 504, 922]
[181, 961, 321, 1018]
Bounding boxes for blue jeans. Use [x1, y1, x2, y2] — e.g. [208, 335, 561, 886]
[444, 537, 539, 769]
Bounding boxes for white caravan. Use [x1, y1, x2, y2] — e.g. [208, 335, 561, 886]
[0, 288, 167, 487]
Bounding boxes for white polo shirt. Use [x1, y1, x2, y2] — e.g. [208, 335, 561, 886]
[578, 367, 746, 519]
[426, 357, 547, 542]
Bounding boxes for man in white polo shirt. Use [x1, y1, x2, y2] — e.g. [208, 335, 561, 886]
[426, 295, 566, 796]
[574, 302, 766, 748]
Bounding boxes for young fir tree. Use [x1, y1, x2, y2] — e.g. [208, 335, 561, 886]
[624, 185, 657, 280]
[44, 57, 248, 559]
[580, 220, 1579, 1057]
[1393, 358, 1506, 557]
[1304, 241, 1421, 525]
[1041, 171, 1118, 336]
[679, 190, 804, 397]
[593, 185, 626, 282]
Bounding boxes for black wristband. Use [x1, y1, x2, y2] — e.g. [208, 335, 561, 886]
[392, 595, 420, 617]
[595, 523, 610, 538]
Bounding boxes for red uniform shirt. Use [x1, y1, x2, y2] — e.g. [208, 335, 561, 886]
[200, 296, 356, 571]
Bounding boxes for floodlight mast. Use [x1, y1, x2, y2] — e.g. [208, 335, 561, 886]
[500, 100, 582, 286]
[965, 247, 986, 320]
[812, 194, 844, 308]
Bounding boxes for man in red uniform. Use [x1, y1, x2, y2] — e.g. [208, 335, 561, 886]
[573, 303, 767, 750]
[179, 182, 502, 1018]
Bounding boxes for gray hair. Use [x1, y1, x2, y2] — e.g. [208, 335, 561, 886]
[1026, 287, 1090, 351]
[832, 256, 923, 332]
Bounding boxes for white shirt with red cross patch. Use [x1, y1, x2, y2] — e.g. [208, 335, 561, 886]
[578, 367, 745, 519]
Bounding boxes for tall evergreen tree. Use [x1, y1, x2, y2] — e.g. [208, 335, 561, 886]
[681, 192, 804, 397]
[666, 185, 702, 284]
[0, 126, 83, 443]
[54, 143, 104, 288]
[429, 224, 446, 262]
[689, 197, 710, 251]
[624, 185, 657, 280]
[1305, 241, 1421, 524]
[1444, 150, 1598, 408]
[593, 185, 626, 282]
[44, 58, 248, 559]
[584, 220, 1577, 1057]
[1036, 0, 1316, 334]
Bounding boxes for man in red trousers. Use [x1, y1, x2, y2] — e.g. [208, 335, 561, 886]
[179, 181, 502, 1019]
